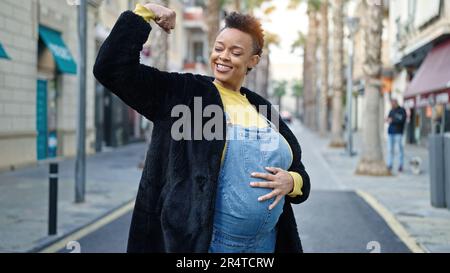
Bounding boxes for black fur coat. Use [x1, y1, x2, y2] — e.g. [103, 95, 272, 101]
[93, 11, 310, 253]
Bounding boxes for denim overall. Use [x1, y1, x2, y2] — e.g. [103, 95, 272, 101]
[208, 112, 293, 253]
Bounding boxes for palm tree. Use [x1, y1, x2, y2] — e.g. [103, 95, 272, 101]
[292, 79, 303, 117]
[234, 0, 241, 11]
[306, 2, 320, 131]
[355, 0, 390, 176]
[329, 0, 345, 147]
[273, 80, 287, 111]
[290, 0, 321, 130]
[242, 0, 273, 15]
[291, 31, 306, 118]
[319, 0, 329, 136]
[206, 0, 221, 55]
[257, 31, 280, 99]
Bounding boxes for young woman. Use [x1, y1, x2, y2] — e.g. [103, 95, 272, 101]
[93, 2, 310, 253]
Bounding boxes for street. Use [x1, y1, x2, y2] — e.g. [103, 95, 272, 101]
[54, 121, 410, 253]
[57, 211, 132, 253]
[297, 190, 409, 252]
[55, 191, 409, 253]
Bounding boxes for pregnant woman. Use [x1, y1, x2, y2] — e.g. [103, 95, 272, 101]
[93, 2, 310, 253]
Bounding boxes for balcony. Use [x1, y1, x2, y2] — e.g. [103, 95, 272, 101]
[183, 61, 208, 74]
[183, 6, 207, 31]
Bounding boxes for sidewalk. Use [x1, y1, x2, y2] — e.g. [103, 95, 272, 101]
[0, 142, 146, 253]
[293, 120, 450, 253]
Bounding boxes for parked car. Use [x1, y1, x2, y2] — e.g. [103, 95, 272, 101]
[280, 110, 293, 124]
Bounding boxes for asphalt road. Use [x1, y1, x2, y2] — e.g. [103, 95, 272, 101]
[56, 122, 410, 253]
[57, 189, 409, 253]
[58, 211, 132, 253]
[295, 190, 410, 253]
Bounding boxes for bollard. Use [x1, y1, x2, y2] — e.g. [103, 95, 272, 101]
[429, 135, 446, 208]
[49, 162, 58, 235]
[444, 133, 450, 209]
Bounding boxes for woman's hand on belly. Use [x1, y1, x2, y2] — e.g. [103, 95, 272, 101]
[249, 167, 294, 210]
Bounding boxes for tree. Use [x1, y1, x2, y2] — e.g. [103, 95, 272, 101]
[273, 80, 287, 111]
[290, 0, 321, 130]
[242, 0, 273, 15]
[234, 0, 241, 11]
[291, 31, 306, 52]
[291, 31, 306, 118]
[305, 2, 320, 131]
[355, 0, 390, 176]
[329, 0, 345, 147]
[292, 79, 303, 118]
[245, 29, 279, 98]
[319, 0, 329, 136]
[206, 0, 221, 57]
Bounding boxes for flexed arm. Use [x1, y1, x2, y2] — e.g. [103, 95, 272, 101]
[93, 4, 186, 121]
[140, 3, 176, 33]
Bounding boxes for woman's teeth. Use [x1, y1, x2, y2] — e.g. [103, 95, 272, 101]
[216, 64, 232, 72]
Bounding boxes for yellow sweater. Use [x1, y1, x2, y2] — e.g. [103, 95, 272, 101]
[134, 4, 302, 197]
[213, 82, 302, 197]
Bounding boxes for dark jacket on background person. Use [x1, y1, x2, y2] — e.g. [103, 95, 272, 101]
[93, 11, 310, 253]
[388, 106, 407, 135]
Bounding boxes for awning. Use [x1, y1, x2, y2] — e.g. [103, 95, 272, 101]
[38, 25, 77, 74]
[0, 43, 9, 59]
[404, 39, 450, 105]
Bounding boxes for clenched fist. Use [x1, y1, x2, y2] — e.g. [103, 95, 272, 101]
[144, 3, 176, 34]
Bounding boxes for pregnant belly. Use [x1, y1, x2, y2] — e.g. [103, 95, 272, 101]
[214, 183, 285, 237]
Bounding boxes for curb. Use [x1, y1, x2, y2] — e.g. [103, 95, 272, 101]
[28, 199, 135, 253]
[356, 190, 427, 253]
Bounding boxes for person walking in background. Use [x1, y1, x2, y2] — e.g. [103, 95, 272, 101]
[386, 99, 407, 173]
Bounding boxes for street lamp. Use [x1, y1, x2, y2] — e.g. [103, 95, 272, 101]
[345, 16, 359, 157]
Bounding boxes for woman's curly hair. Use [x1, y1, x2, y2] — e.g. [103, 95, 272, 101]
[222, 11, 264, 58]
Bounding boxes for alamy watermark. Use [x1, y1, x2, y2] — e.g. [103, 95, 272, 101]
[66, 241, 81, 253]
[367, 241, 381, 253]
[366, 0, 384, 6]
[66, 0, 81, 6]
[170, 98, 281, 151]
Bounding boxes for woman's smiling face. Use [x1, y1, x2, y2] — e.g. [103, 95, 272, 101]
[210, 28, 260, 91]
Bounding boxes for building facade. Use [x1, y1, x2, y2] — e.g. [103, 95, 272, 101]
[389, 0, 450, 145]
[0, 0, 100, 171]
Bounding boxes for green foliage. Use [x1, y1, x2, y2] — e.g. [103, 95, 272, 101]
[273, 80, 288, 98]
[291, 80, 303, 97]
[265, 31, 280, 48]
[245, 0, 273, 9]
[221, 0, 273, 11]
[288, 0, 322, 11]
[291, 31, 306, 53]
[220, 0, 227, 8]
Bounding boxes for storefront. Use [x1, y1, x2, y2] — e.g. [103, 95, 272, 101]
[37, 25, 77, 160]
[403, 39, 450, 145]
[0, 43, 9, 59]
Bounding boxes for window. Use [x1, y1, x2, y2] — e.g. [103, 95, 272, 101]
[193, 41, 204, 63]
